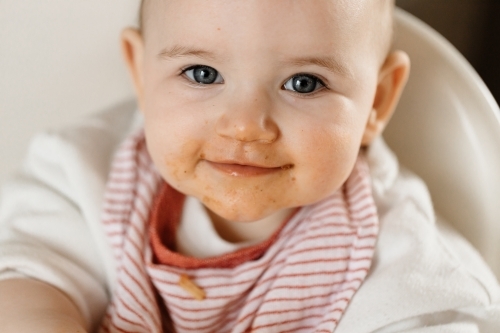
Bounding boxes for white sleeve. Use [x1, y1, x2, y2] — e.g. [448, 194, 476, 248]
[0, 103, 139, 332]
[371, 306, 500, 333]
[377, 322, 479, 333]
[335, 138, 500, 333]
[401, 325, 478, 333]
[0, 131, 109, 332]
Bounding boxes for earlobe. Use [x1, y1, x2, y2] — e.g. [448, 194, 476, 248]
[361, 50, 411, 145]
[121, 28, 146, 112]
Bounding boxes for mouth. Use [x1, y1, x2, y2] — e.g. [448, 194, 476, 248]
[205, 161, 293, 177]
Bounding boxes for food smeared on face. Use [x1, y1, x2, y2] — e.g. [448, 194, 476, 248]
[124, 0, 403, 241]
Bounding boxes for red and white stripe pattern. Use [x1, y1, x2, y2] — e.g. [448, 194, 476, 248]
[99, 131, 379, 333]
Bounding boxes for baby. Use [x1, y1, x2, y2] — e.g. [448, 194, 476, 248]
[1, 0, 499, 332]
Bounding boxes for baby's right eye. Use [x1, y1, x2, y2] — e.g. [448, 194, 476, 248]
[182, 65, 224, 85]
[283, 74, 325, 94]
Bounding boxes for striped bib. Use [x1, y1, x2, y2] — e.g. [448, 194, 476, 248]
[99, 131, 379, 333]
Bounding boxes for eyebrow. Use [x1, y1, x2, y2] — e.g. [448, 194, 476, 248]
[158, 45, 218, 61]
[285, 56, 353, 78]
[158, 45, 352, 78]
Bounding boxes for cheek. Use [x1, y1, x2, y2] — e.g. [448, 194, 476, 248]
[304, 130, 356, 182]
[164, 141, 203, 182]
[143, 108, 206, 188]
[285, 112, 366, 201]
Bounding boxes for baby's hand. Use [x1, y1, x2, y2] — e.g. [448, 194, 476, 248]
[6, 314, 87, 333]
[0, 279, 87, 333]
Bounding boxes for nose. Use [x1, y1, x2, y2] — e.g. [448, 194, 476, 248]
[215, 89, 279, 143]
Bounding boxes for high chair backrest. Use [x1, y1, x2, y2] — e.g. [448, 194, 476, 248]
[386, 9, 500, 277]
[0, 4, 499, 276]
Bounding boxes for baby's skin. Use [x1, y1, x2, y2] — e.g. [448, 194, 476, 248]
[0, 0, 409, 331]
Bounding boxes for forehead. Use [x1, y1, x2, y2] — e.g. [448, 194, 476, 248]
[141, 0, 385, 18]
[143, 0, 389, 68]
[145, 1, 380, 39]
[144, 0, 379, 26]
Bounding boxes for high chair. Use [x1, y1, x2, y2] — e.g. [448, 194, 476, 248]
[0, 4, 499, 276]
[386, 9, 500, 277]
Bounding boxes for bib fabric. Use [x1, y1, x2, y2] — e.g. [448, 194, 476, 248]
[99, 131, 379, 333]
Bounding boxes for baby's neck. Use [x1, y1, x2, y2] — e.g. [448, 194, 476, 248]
[206, 207, 295, 244]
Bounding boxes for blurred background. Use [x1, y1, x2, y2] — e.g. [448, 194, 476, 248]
[397, 0, 500, 103]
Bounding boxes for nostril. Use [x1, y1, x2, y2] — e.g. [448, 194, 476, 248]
[215, 114, 279, 143]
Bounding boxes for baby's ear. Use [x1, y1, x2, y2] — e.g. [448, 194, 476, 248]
[361, 51, 410, 145]
[121, 28, 146, 112]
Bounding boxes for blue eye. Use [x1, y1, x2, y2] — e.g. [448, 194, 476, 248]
[283, 74, 324, 94]
[183, 65, 224, 84]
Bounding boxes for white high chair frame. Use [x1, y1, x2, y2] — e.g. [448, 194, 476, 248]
[0, 5, 499, 276]
[387, 9, 500, 277]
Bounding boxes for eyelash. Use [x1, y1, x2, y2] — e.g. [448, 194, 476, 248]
[282, 74, 328, 97]
[180, 65, 224, 86]
[180, 65, 328, 96]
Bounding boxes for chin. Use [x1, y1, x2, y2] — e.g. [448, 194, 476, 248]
[217, 207, 273, 224]
[203, 199, 278, 223]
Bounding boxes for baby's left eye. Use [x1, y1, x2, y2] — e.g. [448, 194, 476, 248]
[182, 65, 224, 85]
[283, 74, 325, 94]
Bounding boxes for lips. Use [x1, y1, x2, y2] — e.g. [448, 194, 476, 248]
[205, 160, 292, 177]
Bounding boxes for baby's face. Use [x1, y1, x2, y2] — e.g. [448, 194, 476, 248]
[130, 0, 397, 223]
